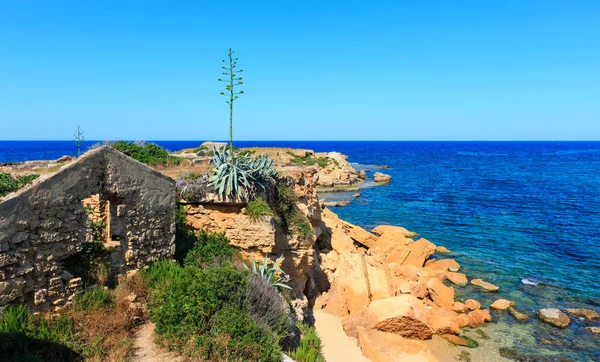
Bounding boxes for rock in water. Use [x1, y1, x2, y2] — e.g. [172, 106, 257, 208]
[565, 308, 600, 321]
[436, 245, 451, 254]
[373, 172, 392, 183]
[447, 272, 468, 287]
[490, 299, 514, 310]
[465, 299, 481, 311]
[470, 278, 500, 292]
[508, 307, 529, 322]
[586, 326, 600, 336]
[537, 308, 571, 328]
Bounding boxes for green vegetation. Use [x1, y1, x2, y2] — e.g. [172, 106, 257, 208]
[111, 140, 181, 166]
[244, 255, 291, 290]
[286, 151, 330, 168]
[193, 144, 209, 153]
[143, 236, 289, 361]
[0, 173, 40, 197]
[72, 286, 111, 312]
[246, 198, 273, 221]
[218, 47, 244, 148]
[62, 241, 113, 286]
[289, 322, 325, 362]
[271, 183, 314, 238]
[209, 146, 277, 200]
[73, 125, 84, 158]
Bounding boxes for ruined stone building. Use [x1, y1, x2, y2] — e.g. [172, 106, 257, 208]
[0, 146, 176, 311]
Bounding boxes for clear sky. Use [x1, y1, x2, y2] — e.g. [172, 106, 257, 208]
[1, 1, 599, 141]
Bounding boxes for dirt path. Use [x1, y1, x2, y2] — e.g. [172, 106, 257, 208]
[132, 322, 183, 362]
[312, 309, 370, 362]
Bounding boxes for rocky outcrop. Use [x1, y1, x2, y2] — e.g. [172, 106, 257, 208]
[373, 172, 392, 183]
[537, 308, 571, 328]
[490, 299, 514, 310]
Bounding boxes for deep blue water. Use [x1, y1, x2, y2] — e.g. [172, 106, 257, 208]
[2, 140, 600, 359]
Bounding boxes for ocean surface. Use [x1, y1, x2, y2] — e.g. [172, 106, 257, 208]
[2, 140, 600, 360]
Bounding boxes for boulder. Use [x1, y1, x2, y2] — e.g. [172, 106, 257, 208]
[402, 238, 436, 268]
[338, 252, 371, 314]
[358, 170, 367, 179]
[342, 221, 378, 248]
[357, 327, 431, 362]
[371, 225, 412, 237]
[426, 278, 455, 310]
[471, 278, 499, 292]
[537, 308, 571, 328]
[373, 172, 392, 183]
[465, 299, 481, 311]
[368, 295, 433, 339]
[427, 307, 461, 335]
[317, 174, 335, 187]
[565, 308, 600, 321]
[366, 261, 394, 301]
[467, 309, 492, 327]
[446, 272, 468, 287]
[456, 313, 470, 328]
[452, 302, 468, 313]
[508, 307, 529, 322]
[435, 245, 451, 254]
[586, 326, 600, 336]
[425, 259, 460, 272]
[490, 299, 515, 311]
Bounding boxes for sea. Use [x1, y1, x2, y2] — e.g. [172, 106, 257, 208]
[1, 140, 599, 360]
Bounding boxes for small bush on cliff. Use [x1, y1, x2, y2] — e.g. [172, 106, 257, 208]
[111, 141, 180, 166]
[184, 230, 235, 268]
[246, 198, 273, 221]
[289, 322, 325, 362]
[0, 173, 40, 197]
[286, 152, 329, 168]
[271, 183, 313, 238]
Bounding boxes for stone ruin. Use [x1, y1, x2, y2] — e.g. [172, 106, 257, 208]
[0, 146, 176, 311]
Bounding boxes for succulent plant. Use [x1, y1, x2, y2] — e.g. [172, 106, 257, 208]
[244, 255, 291, 290]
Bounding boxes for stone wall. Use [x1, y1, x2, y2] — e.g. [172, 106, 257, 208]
[0, 146, 176, 311]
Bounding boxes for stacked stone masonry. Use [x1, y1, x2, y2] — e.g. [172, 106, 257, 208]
[0, 146, 176, 311]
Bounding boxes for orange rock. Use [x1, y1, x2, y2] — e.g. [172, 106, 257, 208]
[467, 309, 492, 327]
[366, 260, 394, 301]
[368, 295, 433, 339]
[465, 299, 481, 311]
[342, 221, 378, 248]
[452, 302, 468, 313]
[342, 307, 377, 338]
[402, 238, 436, 268]
[357, 327, 430, 362]
[371, 225, 412, 237]
[424, 259, 460, 272]
[490, 299, 515, 310]
[426, 278, 455, 310]
[441, 334, 469, 346]
[436, 246, 452, 254]
[456, 313, 470, 328]
[427, 307, 461, 335]
[338, 252, 371, 314]
[446, 272, 468, 287]
[471, 278, 500, 292]
[389, 264, 420, 282]
[399, 281, 428, 299]
[322, 284, 350, 317]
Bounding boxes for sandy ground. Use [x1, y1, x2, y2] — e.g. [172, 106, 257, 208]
[132, 322, 183, 362]
[313, 309, 370, 362]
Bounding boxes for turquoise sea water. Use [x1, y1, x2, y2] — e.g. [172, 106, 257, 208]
[2, 140, 599, 360]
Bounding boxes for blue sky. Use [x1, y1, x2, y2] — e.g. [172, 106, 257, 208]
[1, 1, 599, 141]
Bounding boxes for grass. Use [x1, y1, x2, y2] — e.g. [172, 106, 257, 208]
[286, 151, 330, 168]
[271, 183, 314, 238]
[0, 173, 40, 197]
[246, 198, 273, 221]
[289, 322, 325, 362]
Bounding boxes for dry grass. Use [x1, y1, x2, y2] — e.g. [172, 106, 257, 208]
[155, 158, 212, 179]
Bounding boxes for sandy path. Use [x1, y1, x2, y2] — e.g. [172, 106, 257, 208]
[132, 322, 183, 362]
[312, 309, 370, 362]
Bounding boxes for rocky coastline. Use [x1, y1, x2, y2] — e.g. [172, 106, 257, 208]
[2, 144, 598, 361]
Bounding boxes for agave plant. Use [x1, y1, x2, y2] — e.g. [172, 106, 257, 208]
[244, 255, 291, 290]
[209, 147, 277, 200]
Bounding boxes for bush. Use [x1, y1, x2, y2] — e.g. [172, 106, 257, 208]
[246, 198, 272, 221]
[174, 203, 196, 262]
[286, 152, 329, 168]
[271, 183, 314, 238]
[0, 173, 40, 197]
[184, 230, 235, 268]
[111, 141, 181, 166]
[62, 241, 113, 286]
[289, 322, 325, 362]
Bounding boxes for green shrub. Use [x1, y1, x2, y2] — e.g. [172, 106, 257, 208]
[271, 183, 313, 238]
[73, 286, 112, 312]
[289, 322, 325, 362]
[142, 259, 185, 302]
[111, 141, 180, 166]
[0, 305, 80, 362]
[246, 198, 273, 221]
[62, 241, 113, 286]
[286, 152, 329, 168]
[184, 230, 235, 268]
[0, 173, 40, 197]
[174, 203, 196, 262]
